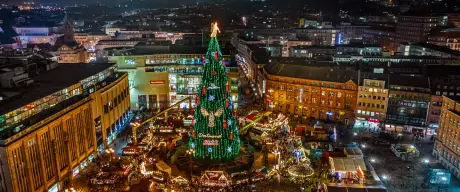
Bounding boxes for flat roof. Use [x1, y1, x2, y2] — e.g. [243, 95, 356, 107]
[0, 71, 124, 142]
[265, 58, 359, 83]
[0, 63, 115, 115]
[389, 75, 430, 89]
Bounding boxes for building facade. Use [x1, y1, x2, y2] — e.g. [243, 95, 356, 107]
[58, 45, 89, 63]
[74, 33, 111, 61]
[110, 53, 238, 110]
[385, 76, 431, 133]
[355, 79, 389, 129]
[263, 61, 358, 125]
[294, 28, 339, 46]
[0, 64, 129, 192]
[433, 96, 460, 179]
[396, 15, 439, 43]
[15, 17, 75, 47]
[428, 29, 460, 52]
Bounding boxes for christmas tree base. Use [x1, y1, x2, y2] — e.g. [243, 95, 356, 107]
[176, 149, 254, 177]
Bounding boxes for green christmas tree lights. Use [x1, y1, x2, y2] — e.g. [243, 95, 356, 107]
[188, 23, 240, 160]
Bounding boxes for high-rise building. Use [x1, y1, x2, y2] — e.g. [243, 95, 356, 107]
[0, 63, 130, 192]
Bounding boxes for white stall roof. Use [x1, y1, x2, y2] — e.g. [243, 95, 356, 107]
[344, 147, 363, 158]
[330, 157, 367, 172]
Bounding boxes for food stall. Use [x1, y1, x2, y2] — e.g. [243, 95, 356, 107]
[200, 171, 230, 187]
[171, 176, 189, 185]
[122, 146, 141, 156]
[329, 157, 367, 181]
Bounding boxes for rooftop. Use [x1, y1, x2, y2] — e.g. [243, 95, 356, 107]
[106, 44, 233, 56]
[264, 58, 359, 83]
[426, 65, 460, 77]
[389, 75, 430, 89]
[0, 63, 115, 115]
[402, 42, 460, 56]
[0, 71, 124, 143]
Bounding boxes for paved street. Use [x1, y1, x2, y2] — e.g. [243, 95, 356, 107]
[336, 125, 460, 192]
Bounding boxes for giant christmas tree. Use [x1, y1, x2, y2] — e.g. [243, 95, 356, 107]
[188, 23, 240, 160]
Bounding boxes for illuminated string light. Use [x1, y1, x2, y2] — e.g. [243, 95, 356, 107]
[188, 23, 240, 160]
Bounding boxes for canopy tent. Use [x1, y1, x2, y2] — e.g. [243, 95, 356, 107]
[329, 157, 367, 173]
[343, 147, 363, 158]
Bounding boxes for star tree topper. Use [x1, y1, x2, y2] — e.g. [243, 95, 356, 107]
[210, 22, 220, 37]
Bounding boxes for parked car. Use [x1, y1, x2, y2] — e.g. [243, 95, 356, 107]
[373, 139, 390, 146]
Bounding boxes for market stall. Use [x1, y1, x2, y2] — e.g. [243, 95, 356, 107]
[200, 171, 230, 187]
[171, 176, 189, 185]
[343, 147, 364, 158]
[329, 157, 367, 180]
[287, 164, 314, 179]
[122, 146, 141, 156]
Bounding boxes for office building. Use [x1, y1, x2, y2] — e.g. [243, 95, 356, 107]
[106, 43, 238, 110]
[294, 28, 339, 46]
[336, 23, 370, 44]
[355, 79, 389, 129]
[433, 96, 460, 179]
[428, 28, 460, 52]
[0, 63, 130, 192]
[399, 42, 460, 59]
[385, 75, 430, 133]
[426, 65, 460, 131]
[290, 43, 382, 58]
[396, 12, 440, 43]
[263, 58, 358, 125]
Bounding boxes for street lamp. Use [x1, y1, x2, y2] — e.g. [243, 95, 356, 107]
[361, 144, 366, 149]
[423, 158, 430, 168]
[353, 132, 358, 136]
[382, 175, 388, 180]
[370, 158, 376, 163]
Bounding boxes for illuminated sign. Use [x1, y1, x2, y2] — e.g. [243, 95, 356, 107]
[150, 80, 165, 84]
[198, 133, 222, 139]
[203, 140, 219, 146]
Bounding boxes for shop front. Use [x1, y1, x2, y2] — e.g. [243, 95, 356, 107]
[354, 117, 381, 129]
[384, 124, 404, 133]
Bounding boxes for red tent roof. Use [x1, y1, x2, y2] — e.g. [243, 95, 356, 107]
[245, 115, 256, 120]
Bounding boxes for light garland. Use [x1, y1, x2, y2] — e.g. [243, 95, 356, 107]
[188, 24, 241, 160]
